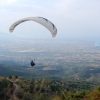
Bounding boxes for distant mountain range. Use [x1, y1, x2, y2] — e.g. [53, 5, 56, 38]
[0, 31, 21, 43]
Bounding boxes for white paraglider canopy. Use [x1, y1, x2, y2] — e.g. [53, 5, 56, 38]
[9, 17, 57, 37]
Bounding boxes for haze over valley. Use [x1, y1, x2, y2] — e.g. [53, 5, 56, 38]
[0, 32, 100, 83]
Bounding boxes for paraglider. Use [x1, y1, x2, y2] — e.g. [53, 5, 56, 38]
[9, 17, 57, 37]
[31, 60, 35, 67]
[9, 16, 57, 67]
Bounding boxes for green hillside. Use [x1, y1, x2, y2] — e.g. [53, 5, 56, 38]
[0, 76, 100, 100]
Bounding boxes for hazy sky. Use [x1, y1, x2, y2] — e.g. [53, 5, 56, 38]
[0, 0, 100, 40]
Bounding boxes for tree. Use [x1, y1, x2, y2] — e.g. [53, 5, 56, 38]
[16, 88, 24, 99]
[9, 75, 12, 79]
[87, 87, 100, 100]
[23, 92, 33, 100]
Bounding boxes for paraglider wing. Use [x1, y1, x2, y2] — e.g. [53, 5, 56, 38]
[9, 17, 57, 37]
